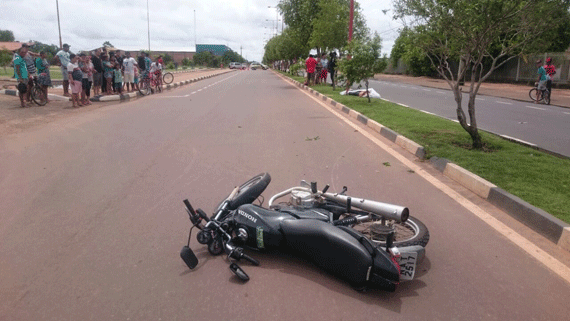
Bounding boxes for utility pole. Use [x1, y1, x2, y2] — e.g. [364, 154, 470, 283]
[348, 0, 354, 43]
[56, 0, 62, 48]
[147, 0, 151, 52]
[194, 10, 197, 48]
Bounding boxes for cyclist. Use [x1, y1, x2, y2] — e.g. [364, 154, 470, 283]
[535, 59, 548, 104]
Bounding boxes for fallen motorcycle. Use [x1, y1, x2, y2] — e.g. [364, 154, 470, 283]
[180, 173, 429, 292]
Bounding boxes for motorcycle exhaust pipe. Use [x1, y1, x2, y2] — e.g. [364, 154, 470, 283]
[322, 193, 409, 223]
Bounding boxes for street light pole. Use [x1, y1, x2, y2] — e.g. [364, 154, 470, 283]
[56, 0, 62, 48]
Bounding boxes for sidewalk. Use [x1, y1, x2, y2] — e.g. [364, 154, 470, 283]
[374, 74, 570, 108]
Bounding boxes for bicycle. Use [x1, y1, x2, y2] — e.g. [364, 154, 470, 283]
[529, 83, 550, 105]
[151, 71, 162, 93]
[30, 77, 47, 106]
[138, 71, 152, 96]
[162, 72, 174, 84]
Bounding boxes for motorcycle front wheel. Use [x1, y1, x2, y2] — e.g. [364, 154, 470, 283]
[351, 215, 429, 248]
[215, 173, 271, 212]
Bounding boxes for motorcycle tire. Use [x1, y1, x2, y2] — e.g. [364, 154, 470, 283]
[351, 215, 430, 248]
[216, 173, 271, 212]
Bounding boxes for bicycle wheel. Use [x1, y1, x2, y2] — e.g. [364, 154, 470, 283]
[528, 88, 538, 101]
[138, 78, 151, 96]
[31, 86, 47, 106]
[351, 215, 430, 248]
[163, 72, 174, 84]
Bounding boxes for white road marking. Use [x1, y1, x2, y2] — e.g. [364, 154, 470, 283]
[423, 88, 432, 92]
[496, 101, 512, 105]
[526, 105, 546, 111]
[564, 112, 570, 115]
[476, 98, 485, 101]
[399, 103, 410, 108]
[421, 110, 436, 115]
[436, 91, 446, 94]
[281, 74, 570, 285]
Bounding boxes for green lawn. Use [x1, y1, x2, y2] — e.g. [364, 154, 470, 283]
[284, 72, 570, 224]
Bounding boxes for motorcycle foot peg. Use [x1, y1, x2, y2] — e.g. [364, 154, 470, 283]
[229, 263, 250, 281]
[180, 246, 199, 269]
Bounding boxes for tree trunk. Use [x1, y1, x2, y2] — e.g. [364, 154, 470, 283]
[453, 84, 483, 149]
[366, 80, 370, 103]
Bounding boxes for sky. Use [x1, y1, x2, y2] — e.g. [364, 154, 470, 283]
[0, 0, 403, 62]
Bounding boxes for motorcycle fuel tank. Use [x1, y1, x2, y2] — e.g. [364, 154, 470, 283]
[233, 204, 292, 250]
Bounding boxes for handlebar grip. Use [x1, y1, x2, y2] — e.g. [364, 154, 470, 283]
[242, 253, 260, 266]
[195, 208, 210, 222]
[183, 199, 196, 216]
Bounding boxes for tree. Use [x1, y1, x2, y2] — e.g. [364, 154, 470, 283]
[0, 49, 12, 73]
[394, 0, 570, 149]
[337, 33, 387, 103]
[102, 41, 114, 48]
[0, 29, 15, 42]
[390, 28, 435, 76]
[310, 0, 368, 52]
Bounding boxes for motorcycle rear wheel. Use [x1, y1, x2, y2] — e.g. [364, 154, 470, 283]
[351, 215, 429, 248]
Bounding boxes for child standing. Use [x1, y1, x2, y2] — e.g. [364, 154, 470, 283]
[67, 54, 83, 107]
[114, 63, 123, 94]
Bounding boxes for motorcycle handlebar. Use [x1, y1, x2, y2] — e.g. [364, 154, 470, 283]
[242, 253, 260, 266]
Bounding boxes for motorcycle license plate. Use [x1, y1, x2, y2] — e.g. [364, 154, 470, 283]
[398, 252, 417, 281]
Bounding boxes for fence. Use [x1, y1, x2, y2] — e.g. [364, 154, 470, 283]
[386, 51, 570, 86]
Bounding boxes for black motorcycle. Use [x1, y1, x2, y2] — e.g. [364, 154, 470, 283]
[180, 173, 429, 292]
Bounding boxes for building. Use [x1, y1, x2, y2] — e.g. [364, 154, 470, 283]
[196, 44, 231, 56]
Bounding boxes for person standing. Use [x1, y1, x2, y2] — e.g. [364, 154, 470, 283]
[55, 44, 72, 96]
[23, 46, 39, 103]
[305, 54, 317, 86]
[319, 53, 328, 84]
[328, 52, 337, 90]
[67, 54, 83, 107]
[122, 52, 137, 92]
[91, 48, 103, 96]
[35, 51, 52, 104]
[102, 53, 114, 95]
[113, 63, 123, 94]
[535, 59, 548, 104]
[13, 45, 29, 107]
[544, 57, 556, 103]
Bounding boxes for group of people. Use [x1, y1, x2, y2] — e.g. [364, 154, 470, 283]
[13, 43, 165, 108]
[12, 43, 53, 107]
[535, 57, 557, 103]
[305, 52, 337, 87]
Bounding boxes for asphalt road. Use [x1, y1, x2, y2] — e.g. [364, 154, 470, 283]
[369, 79, 570, 158]
[1, 70, 570, 320]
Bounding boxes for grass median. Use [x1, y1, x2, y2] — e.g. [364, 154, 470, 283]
[282, 72, 570, 224]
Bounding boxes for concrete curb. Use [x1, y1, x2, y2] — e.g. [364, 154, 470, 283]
[274, 70, 570, 253]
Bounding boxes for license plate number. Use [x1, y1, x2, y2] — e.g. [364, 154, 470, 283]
[398, 252, 417, 281]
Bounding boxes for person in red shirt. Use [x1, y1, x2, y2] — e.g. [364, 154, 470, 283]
[305, 54, 317, 86]
[544, 57, 556, 101]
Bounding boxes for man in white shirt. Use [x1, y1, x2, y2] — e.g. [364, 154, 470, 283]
[55, 43, 72, 96]
[122, 52, 138, 92]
